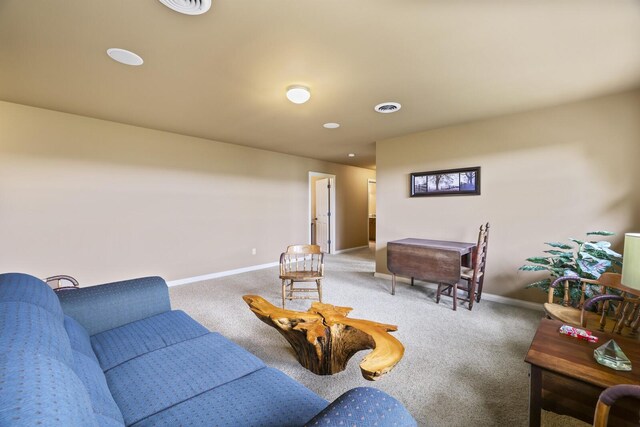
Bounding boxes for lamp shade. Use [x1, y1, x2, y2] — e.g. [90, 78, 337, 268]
[621, 233, 640, 291]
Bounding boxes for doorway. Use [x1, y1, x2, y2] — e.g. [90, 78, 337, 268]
[309, 172, 336, 254]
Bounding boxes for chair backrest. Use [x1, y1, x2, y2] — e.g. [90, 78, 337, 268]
[547, 273, 640, 336]
[280, 244, 324, 277]
[548, 273, 624, 308]
[471, 223, 490, 281]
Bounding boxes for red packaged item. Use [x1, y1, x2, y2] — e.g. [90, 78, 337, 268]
[559, 324, 599, 343]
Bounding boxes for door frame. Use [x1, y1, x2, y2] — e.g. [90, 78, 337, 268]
[309, 172, 337, 254]
[368, 179, 376, 242]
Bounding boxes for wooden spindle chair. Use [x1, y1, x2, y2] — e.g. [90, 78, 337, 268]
[593, 384, 640, 427]
[544, 273, 640, 338]
[279, 244, 324, 308]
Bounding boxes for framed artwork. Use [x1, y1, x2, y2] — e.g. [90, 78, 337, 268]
[410, 166, 480, 197]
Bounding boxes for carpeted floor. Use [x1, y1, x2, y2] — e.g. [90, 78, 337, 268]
[169, 247, 589, 427]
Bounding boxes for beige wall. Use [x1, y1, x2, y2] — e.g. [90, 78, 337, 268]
[376, 90, 640, 302]
[0, 101, 375, 285]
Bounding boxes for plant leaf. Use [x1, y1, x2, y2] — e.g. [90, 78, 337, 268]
[586, 231, 615, 236]
[544, 250, 574, 257]
[526, 257, 551, 265]
[577, 258, 611, 278]
[568, 238, 584, 245]
[544, 242, 573, 250]
[525, 278, 552, 289]
[519, 265, 549, 272]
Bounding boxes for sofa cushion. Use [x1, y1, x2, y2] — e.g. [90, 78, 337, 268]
[106, 332, 266, 426]
[57, 276, 171, 336]
[71, 350, 125, 425]
[132, 367, 328, 427]
[0, 353, 98, 427]
[0, 301, 72, 365]
[0, 272, 63, 320]
[65, 315, 100, 363]
[91, 310, 209, 371]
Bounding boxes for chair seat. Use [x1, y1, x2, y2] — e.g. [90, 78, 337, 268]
[461, 267, 484, 280]
[543, 303, 619, 332]
[280, 272, 323, 281]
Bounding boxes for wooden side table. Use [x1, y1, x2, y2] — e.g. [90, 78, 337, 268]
[525, 318, 640, 426]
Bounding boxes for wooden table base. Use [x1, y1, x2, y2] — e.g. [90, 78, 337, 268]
[243, 295, 404, 380]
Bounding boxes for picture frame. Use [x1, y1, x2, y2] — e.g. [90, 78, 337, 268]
[410, 166, 481, 197]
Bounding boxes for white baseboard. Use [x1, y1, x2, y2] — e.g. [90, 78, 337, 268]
[334, 245, 369, 254]
[167, 261, 279, 287]
[373, 272, 543, 311]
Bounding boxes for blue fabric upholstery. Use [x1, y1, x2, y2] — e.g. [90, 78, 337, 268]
[91, 310, 208, 371]
[0, 301, 73, 365]
[0, 353, 98, 427]
[133, 367, 328, 427]
[106, 332, 266, 425]
[65, 315, 99, 363]
[57, 276, 171, 335]
[0, 272, 63, 320]
[71, 350, 125, 425]
[304, 387, 417, 427]
[1, 272, 416, 426]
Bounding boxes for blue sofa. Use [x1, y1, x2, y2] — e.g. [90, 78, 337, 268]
[0, 273, 416, 426]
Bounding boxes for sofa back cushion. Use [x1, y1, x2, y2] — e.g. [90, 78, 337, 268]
[0, 273, 122, 426]
[0, 272, 64, 320]
[0, 300, 73, 365]
[0, 353, 99, 427]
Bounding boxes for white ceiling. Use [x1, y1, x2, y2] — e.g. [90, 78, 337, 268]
[1, 0, 639, 169]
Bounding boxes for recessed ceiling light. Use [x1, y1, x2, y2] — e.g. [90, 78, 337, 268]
[374, 102, 401, 114]
[286, 85, 311, 104]
[107, 48, 143, 66]
[158, 0, 211, 15]
[323, 122, 340, 129]
[348, 153, 356, 157]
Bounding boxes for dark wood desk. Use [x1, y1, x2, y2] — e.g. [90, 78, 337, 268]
[387, 238, 476, 295]
[525, 318, 640, 427]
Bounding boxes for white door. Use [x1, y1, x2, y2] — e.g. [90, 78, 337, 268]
[315, 178, 331, 253]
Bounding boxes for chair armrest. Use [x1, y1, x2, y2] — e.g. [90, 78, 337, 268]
[550, 275, 582, 288]
[304, 387, 416, 427]
[594, 385, 640, 427]
[582, 294, 624, 312]
[56, 276, 171, 335]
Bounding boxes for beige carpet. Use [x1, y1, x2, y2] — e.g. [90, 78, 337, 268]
[169, 247, 589, 427]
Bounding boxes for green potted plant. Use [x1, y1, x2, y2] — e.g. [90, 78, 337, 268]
[520, 231, 623, 306]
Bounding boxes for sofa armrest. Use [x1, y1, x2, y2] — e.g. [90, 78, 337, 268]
[304, 387, 417, 427]
[56, 276, 171, 335]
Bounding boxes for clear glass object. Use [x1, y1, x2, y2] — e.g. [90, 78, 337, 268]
[594, 339, 632, 371]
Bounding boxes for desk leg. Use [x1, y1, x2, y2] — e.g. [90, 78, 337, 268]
[391, 274, 396, 295]
[411, 277, 414, 286]
[529, 365, 542, 427]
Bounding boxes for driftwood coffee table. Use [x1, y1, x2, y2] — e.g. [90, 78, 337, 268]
[243, 295, 404, 380]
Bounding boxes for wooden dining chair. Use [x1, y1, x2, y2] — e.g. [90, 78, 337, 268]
[544, 273, 640, 338]
[438, 223, 490, 311]
[593, 384, 640, 427]
[460, 222, 490, 310]
[279, 244, 324, 308]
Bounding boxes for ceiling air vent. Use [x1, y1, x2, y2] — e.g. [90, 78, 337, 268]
[158, 0, 211, 15]
[374, 102, 402, 114]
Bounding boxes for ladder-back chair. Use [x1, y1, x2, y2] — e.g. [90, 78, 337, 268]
[279, 244, 324, 308]
[437, 222, 490, 311]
